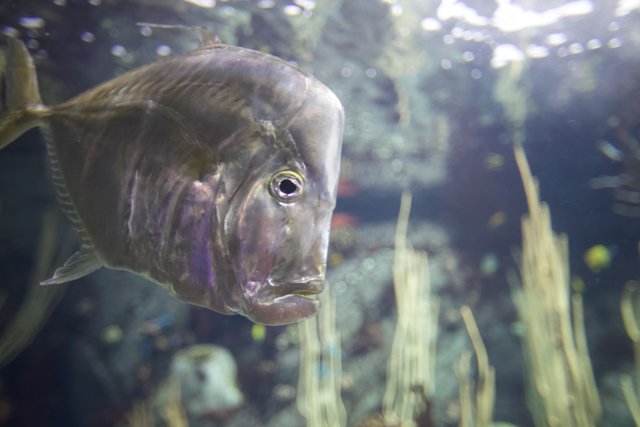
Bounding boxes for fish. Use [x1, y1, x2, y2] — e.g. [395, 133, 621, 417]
[0, 36, 344, 325]
[583, 244, 614, 273]
[590, 129, 640, 216]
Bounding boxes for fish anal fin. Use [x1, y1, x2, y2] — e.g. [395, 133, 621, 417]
[41, 246, 103, 285]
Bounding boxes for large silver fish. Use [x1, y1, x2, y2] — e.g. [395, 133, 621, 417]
[0, 37, 344, 325]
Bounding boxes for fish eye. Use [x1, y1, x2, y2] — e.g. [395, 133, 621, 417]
[270, 170, 303, 203]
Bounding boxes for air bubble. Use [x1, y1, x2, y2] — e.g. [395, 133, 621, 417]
[184, 0, 216, 7]
[526, 44, 549, 58]
[546, 33, 567, 46]
[81, 31, 95, 43]
[390, 4, 403, 17]
[19, 16, 46, 30]
[391, 159, 403, 173]
[257, 0, 275, 8]
[607, 37, 622, 48]
[346, 272, 360, 285]
[586, 39, 602, 50]
[420, 17, 441, 32]
[1, 26, 19, 37]
[111, 44, 127, 57]
[156, 45, 172, 56]
[568, 43, 584, 54]
[361, 258, 375, 271]
[283, 4, 302, 16]
[34, 50, 48, 60]
[294, 0, 316, 10]
[461, 30, 476, 41]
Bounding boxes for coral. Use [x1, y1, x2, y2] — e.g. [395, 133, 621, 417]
[125, 400, 154, 427]
[124, 378, 188, 427]
[159, 378, 189, 427]
[155, 344, 244, 420]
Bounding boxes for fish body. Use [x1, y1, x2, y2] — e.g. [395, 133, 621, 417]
[583, 244, 613, 273]
[0, 38, 344, 325]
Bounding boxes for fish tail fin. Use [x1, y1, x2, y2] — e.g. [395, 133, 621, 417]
[0, 36, 48, 150]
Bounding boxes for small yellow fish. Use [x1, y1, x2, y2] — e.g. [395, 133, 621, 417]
[484, 153, 504, 171]
[583, 244, 612, 272]
[251, 324, 267, 342]
[487, 211, 506, 229]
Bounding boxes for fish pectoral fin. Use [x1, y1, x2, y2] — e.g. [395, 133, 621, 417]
[41, 246, 103, 285]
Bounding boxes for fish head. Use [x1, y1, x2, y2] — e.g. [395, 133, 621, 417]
[221, 81, 344, 325]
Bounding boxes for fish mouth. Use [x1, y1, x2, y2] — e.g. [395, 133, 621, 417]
[275, 279, 325, 299]
[242, 278, 325, 325]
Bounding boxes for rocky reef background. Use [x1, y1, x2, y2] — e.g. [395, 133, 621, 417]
[1, 0, 640, 426]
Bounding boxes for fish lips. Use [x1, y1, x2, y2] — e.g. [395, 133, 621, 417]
[241, 278, 325, 325]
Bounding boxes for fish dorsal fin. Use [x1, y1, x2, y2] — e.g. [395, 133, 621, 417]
[198, 28, 221, 48]
[41, 245, 103, 285]
[5, 36, 43, 109]
[136, 23, 221, 48]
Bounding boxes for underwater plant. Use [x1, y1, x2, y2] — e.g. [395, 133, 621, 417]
[511, 145, 601, 427]
[297, 287, 346, 427]
[297, 192, 440, 427]
[456, 305, 496, 427]
[382, 192, 439, 427]
[620, 280, 640, 426]
[0, 209, 67, 368]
